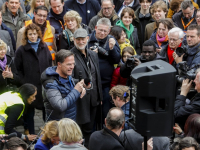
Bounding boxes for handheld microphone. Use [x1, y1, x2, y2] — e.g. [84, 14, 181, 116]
[84, 78, 91, 85]
[4, 133, 17, 140]
[79, 71, 82, 81]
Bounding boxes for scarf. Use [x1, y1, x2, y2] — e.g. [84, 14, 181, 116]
[50, 6, 66, 25]
[167, 43, 182, 65]
[156, 33, 168, 47]
[28, 38, 41, 52]
[0, 55, 7, 71]
[64, 27, 74, 42]
[33, 17, 47, 36]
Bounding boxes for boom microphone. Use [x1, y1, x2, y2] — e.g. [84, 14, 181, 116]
[84, 78, 91, 85]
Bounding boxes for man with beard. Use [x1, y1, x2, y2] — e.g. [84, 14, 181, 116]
[16, 6, 57, 61]
[120, 40, 166, 85]
[70, 28, 103, 148]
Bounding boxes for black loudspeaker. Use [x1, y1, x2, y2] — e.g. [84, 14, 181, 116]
[129, 60, 176, 137]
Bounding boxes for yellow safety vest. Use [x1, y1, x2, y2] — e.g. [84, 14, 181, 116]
[25, 20, 55, 60]
[0, 92, 25, 134]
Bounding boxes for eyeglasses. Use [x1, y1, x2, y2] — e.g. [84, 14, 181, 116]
[36, 13, 47, 18]
[97, 28, 109, 34]
[102, 7, 113, 11]
[169, 38, 180, 42]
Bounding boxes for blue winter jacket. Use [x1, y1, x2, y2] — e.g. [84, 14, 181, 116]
[121, 101, 131, 130]
[41, 66, 80, 121]
[150, 31, 168, 49]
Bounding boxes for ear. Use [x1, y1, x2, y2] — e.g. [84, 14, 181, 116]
[113, 5, 115, 9]
[6, 2, 8, 7]
[95, 26, 97, 30]
[57, 62, 61, 67]
[104, 118, 107, 126]
[121, 121, 125, 129]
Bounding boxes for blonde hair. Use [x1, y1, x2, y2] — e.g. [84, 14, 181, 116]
[41, 121, 59, 145]
[63, 10, 82, 28]
[0, 39, 7, 52]
[58, 118, 82, 143]
[150, 0, 168, 16]
[109, 85, 130, 102]
[28, 0, 49, 15]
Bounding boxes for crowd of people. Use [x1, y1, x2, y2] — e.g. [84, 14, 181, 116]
[1, 0, 200, 149]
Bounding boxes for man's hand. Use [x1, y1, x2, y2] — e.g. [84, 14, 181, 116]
[90, 47, 98, 53]
[173, 52, 184, 64]
[156, 46, 162, 53]
[74, 80, 84, 93]
[142, 138, 153, 150]
[180, 79, 193, 96]
[26, 134, 37, 141]
[80, 88, 86, 98]
[109, 38, 116, 50]
[173, 123, 183, 135]
[2, 66, 13, 79]
[134, 57, 141, 66]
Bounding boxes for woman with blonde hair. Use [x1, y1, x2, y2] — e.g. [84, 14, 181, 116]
[0, 39, 19, 94]
[35, 121, 59, 150]
[27, 0, 49, 19]
[51, 118, 87, 150]
[15, 23, 52, 135]
[58, 10, 91, 50]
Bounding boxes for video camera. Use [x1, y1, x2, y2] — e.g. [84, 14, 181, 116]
[126, 55, 141, 69]
[90, 42, 109, 56]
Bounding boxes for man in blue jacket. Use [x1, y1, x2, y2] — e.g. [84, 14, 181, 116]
[88, 17, 120, 120]
[41, 50, 86, 121]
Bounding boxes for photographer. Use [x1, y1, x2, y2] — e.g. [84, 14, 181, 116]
[174, 69, 200, 129]
[87, 18, 120, 119]
[120, 40, 166, 83]
[173, 24, 200, 73]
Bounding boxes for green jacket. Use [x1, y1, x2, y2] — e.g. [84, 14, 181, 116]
[2, 4, 30, 41]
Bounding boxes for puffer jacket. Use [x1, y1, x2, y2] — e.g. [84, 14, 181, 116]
[1, 4, 30, 40]
[41, 66, 80, 121]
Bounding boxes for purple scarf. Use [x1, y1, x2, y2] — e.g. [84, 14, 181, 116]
[0, 55, 7, 71]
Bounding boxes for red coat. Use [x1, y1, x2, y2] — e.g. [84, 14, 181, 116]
[110, 66, 127, 89]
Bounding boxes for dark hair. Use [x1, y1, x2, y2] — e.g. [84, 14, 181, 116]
[18, 84, 37, 103]
[174, 137, 200, 150]
[110, 26, 126, 41]
[34, 5, 49, 14]
[170, 0, 181, 12]
[143, 40, 156, 51]
[22, 23, 43, 45]
[122, 46, 136, 56]
[156, 18, 174, 31]
[188, 24, 200, 36]
[121, 7, 135, 20]
[139, 0, 152, 3]
[181, 0, 194, 10]
[56, 50, 74, 64]
[184, 114, 200, 142]
[106, 107, 125, 130]
[49, 0, 64, 5]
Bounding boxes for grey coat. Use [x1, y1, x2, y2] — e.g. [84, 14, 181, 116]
[1, 4, 30, 40]
[50, 143, 87, 150]
[0, 30, 14, 57]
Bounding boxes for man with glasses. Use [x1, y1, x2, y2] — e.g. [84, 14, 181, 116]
[16, 6, 57, 61]
[160, 27, 185, 66]
[88, 18, 120, 120]
[89, 0, 119, 30]
[120, 40, 166, 85]
[70, 28, 103, 148]
[65, 0, 101, 25]
[172, 0, 197, 32]
[1, 0, 30, 40]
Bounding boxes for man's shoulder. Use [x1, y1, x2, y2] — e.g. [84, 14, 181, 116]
[172, 11, 182, 20]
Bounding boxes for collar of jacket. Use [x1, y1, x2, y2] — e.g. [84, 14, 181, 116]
[134, 7, 153, 23]
[188, 42, 200, 55]
[97, 9, 119, 21]
[89, 31, 108, 43]
[23, 41, 44, 51]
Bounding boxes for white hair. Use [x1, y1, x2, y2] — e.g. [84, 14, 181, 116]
[96, 17, 111, 28]
[168, 27, 185, 39]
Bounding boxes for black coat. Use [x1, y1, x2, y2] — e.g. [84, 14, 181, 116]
[115, 0, 140, 12]
[14, 41, 52, 109]
[0, 55, 20, 94]
[174, 93, 200, 129]
[71, 47, 103, 124]
[89, 127, 124, 150]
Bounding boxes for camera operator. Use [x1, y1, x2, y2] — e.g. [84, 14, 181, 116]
[87, 17, 121, 119]
[174, 68, 200, 129]
[120, 40, 166, 83]
[173, 24, 200, 73]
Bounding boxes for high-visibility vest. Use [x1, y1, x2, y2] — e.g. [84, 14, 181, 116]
[0, 92, 25, 134]
[25, 20, 55, 60]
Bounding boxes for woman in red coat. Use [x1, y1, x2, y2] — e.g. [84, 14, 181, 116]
[110, 46, 135, 89]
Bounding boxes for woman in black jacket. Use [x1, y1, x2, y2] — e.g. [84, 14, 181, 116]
[15, 23, 52, 135]
[0, 39, 20, 95]
[58, 10, 92, 50]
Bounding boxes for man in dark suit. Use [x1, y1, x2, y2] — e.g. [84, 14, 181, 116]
[70, 28, 103, 148]
[64, 0, 101, 25]
[89, 107, 125, 150]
